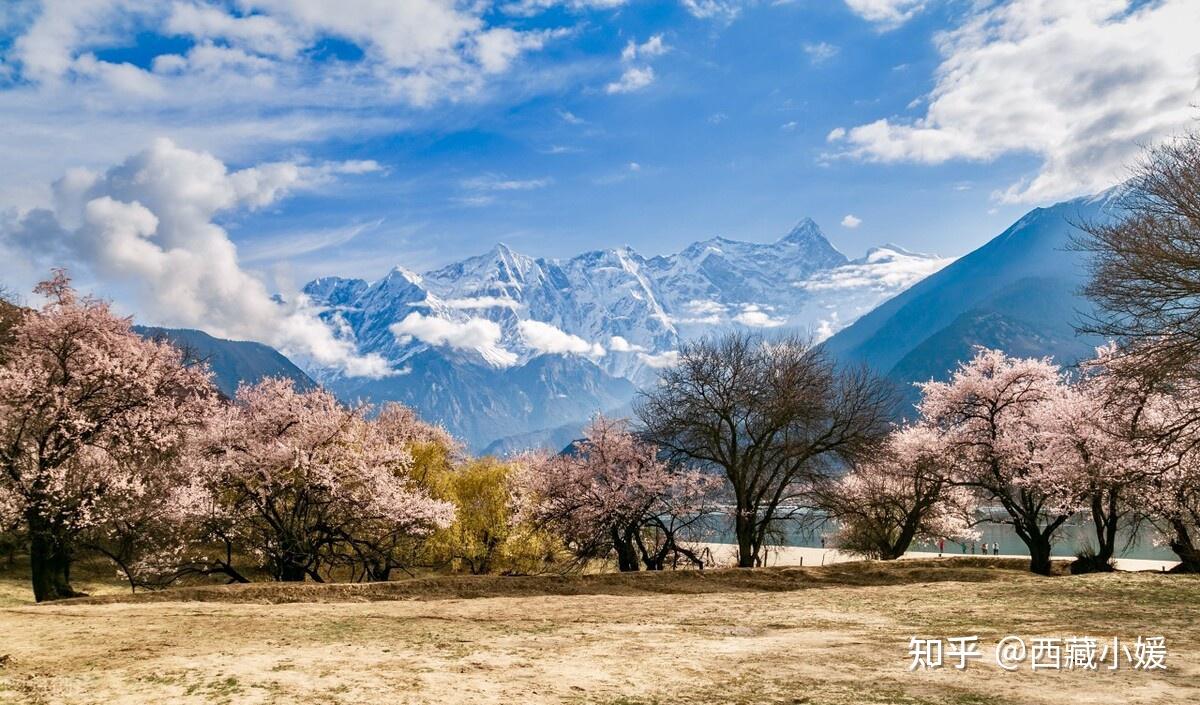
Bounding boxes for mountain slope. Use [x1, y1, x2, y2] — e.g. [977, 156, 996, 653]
[330, 350, 634, 450]
[823, 194, 1111, 410]
[136, 326, 316, 398]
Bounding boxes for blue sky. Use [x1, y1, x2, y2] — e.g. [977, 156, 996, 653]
[0, 0, 1197, 371]
[217, 0, 1044, 275]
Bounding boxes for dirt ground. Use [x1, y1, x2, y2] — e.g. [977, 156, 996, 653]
[1, 559, 1197, 704]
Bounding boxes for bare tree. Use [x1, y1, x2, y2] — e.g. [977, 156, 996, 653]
[1072, 132, 1200, 571]
[635, 333, 894, 568]
[1074, 132, 1200, 382]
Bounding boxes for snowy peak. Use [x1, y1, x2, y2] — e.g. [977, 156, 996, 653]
[302, 217, 947, 383]
[300, 216, 956, 450]
[779, 217, 823, 244]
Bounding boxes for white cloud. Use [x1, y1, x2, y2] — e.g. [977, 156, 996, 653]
[621, 35, 669, 62]
[608, 335, 647, 353]
[606, 66, 655, 94]
[803, 42, 839, 64]
[842, 0, 926, 28]
[240, 219, 382, 264]
[501, 0, 628, 17]
[841, 214, 862, 229]
[733, 304, 786, 328]
[680, 0, 744, 22]
[519, 320, 605, 357]
[801, 247, 954, 292]
[814, 317, 838, 343]
[165, 3, 303, 59]
[557, 109, 586, 124]
[833, 0, 1200, 203]
[607, 34, 667, 95]
[462, 174, 552, 191]
[637, 350, 680, 368]
[391, 312, 518, 367]
[0, 138, 391, 377]
[0, 0, 563, 206]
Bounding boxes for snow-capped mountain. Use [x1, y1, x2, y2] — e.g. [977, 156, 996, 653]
[303, 219, 951, 449]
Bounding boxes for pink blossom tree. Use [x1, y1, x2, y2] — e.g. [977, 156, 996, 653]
[167, 379, 455, 583]
[817, 424, 977, 560]
[1027, 346, 1151, 571]
[1088, 343, 1200, 572]
[0, 271, 217, 601]
[917, 348, 1074, 575]
[518, 416, 720, 572]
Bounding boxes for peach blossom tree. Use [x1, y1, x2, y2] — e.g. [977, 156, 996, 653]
[917, 348, 1075, 575]
[0, 272, 217, 601]
[518, 416, 720, 572]
[153, 379, 455, 583]
[819, 424, 977, 560]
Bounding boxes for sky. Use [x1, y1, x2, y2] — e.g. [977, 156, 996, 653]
[1, 0, 1198, 373]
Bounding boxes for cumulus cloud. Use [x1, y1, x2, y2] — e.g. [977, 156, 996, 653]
[637, 350, 680, 368]
[391, 311, 518, 367]
[733, 304, 786, 328]
[831, 0, 1200, 203]
[621, 35, 669, 62]
[842, 0, 926, 28]
[608, 335, 647, 353]
[680, 0, 744, 22]
[519, 320, 605, 357]
[0, 138, 391, 377]
[841, 214, 862, 229]
[0, 0, 566, 206]
[606, 66, 655, 94]
[607, 34, 667, 95]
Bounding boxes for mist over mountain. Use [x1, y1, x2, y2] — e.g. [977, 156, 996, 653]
[302, 220, 951, 450]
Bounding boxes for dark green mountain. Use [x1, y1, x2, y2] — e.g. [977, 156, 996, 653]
[136, 326, 316, 398]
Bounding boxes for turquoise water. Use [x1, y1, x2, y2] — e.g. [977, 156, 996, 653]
[710, 511, 1179, 561]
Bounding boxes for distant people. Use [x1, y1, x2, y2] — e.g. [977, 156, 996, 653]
[937, 538, 944, 557]
[992, 543, 999, 556]
[960, 542, 966, 554]
[971, 541, 976, 554]
[820, 536, 826, 549]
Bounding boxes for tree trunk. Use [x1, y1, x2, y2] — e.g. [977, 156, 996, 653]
[1091, 492, 1119, 566]
[29, 526, 81, 602]
[1025, 533, 1054, 576]
[612, 526, 641, 572]
[734, 512, 755, 568]
[277, 560, 308, 582]
[883, 514, 923, 560]
[1167, 519, 1200, 573]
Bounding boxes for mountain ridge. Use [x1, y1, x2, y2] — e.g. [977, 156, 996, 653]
[301, 219, 952, 449]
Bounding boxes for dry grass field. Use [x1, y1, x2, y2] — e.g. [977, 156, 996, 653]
[1, 558, 1197, 705]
